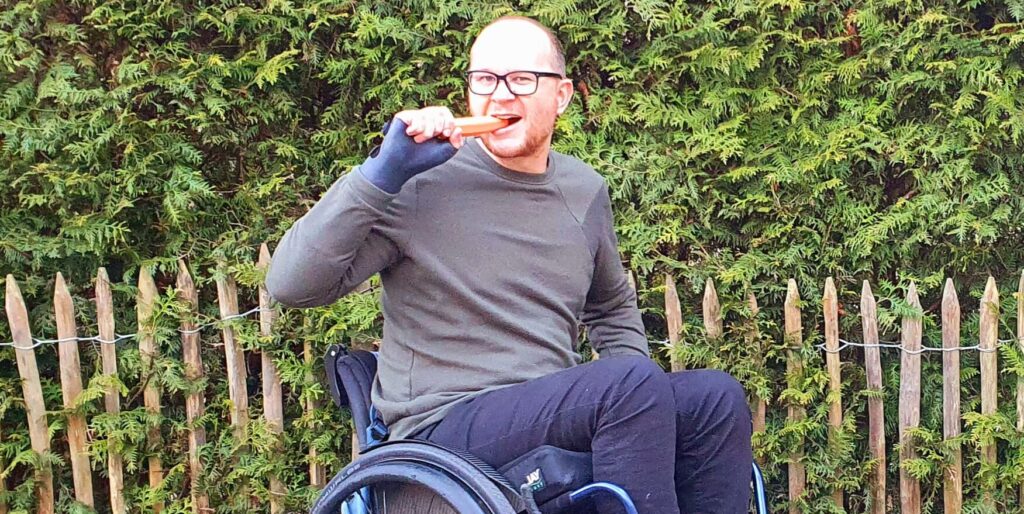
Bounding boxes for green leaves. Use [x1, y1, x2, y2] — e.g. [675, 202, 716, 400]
[1, 0, 1024, 511]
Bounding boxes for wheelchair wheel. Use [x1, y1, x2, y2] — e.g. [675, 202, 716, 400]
[311, 441, 520, 514]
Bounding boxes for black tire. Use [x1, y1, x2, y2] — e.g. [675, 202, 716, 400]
[310, 441, 519, 514]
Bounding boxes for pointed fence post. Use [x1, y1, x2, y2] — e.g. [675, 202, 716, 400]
[899, 283, 922, 514]
[0, 424, 5, 514]
[979, 277, 999, 507]
[259, 245, 286, 513]
[784, 279, 805, 513]
[176, 261, 209, 513]
[216, 265, 249, 438]
[54, 273, 94, 507]
[306, 336, 326, 488]
[1017, 271, 1024, 506]
[941, 279, 962, 514]
[665, 274, 683, 372]
[822, 278, 843, 508]
[861, 281, 886, 514]
[96, 268, 126, 514]
[0, 423, 5, 514]
[5, 276, 55, 514]
[747, 293, 767, 438]
[137, 267, 164, 512]
[703, 278, 723, 343]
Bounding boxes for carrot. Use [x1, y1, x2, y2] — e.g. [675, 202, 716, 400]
[454, 116, 510, 136]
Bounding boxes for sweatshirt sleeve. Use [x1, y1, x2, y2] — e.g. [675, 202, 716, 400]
[266, 169, 405, 308]
[580, 185, 650, 358]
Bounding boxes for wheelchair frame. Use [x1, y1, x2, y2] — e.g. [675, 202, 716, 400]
[313, 345, 770, 514]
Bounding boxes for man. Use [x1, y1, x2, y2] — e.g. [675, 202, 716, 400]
[267, 16, 752, 513]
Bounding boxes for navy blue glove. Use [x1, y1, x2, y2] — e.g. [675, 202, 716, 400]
[358, 118, 458, 193]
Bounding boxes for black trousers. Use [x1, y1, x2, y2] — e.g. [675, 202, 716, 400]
[412, 356, 753, 514]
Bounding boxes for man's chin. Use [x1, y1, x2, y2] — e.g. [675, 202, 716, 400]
[480, 137, 528, 159]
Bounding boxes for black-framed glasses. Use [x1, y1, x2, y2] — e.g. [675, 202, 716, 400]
[466, 70, 564, 96]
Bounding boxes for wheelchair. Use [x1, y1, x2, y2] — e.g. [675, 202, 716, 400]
[311, 346, 770, 514]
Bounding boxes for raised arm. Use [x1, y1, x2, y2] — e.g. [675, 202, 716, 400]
[267, 110, 464, 307]
[266, 172, 402, 307]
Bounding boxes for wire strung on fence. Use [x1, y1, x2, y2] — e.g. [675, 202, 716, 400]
[653, 337, 1023, 355]
[0, 306, 270, 350]
[654, 336, 1021, 354]
[816, 337, 1021, 354]
[7, 312, 1020, 355]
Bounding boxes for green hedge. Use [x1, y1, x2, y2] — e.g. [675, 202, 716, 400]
[2, 0, 1024, 512]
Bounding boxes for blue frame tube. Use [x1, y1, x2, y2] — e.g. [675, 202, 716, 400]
[340, 487, 372, 514]
[569, 482, 639, 514]
[752, 462, 769, 514]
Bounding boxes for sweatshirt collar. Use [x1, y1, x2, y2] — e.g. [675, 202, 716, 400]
[466, 139, 555, 185]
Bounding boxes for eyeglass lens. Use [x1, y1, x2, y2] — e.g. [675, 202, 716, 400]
[468, 72, 541, 96]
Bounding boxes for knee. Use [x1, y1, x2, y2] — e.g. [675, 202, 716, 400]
[708, 371, 750, 420]
[679, 370, 752, 425]
[602, 355, 665, 383]
[707, 370, 747, 404]
[599, 355, 671, 399]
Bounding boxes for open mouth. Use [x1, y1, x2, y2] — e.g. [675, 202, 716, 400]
[492, 114, 522, 126]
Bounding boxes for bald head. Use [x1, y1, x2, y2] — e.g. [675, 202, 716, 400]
[470, 16, 566, 76]
[466, 16, 574, 172]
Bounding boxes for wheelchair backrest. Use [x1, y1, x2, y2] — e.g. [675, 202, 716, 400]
[325, 346, 379, 452]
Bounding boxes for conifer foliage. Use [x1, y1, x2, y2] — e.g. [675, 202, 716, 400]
[1, 1, 1023, 512]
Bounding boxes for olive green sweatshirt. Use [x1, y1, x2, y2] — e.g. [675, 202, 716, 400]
[266, 140, 649, 438]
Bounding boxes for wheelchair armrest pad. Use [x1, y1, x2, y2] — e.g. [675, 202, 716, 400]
[324, 346, 378, 451]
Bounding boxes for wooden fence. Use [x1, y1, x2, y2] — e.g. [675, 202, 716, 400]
[2, 249, 1023, 513]
[1, 245, 303, 514]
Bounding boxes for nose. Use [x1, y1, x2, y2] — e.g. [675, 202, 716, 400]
[490, 78, 516, 101]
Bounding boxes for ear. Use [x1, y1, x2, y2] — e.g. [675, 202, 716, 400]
[555, 78, 574, 115]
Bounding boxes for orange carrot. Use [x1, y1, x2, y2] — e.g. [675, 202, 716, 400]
[454, 116, 510, 136]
